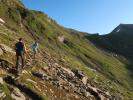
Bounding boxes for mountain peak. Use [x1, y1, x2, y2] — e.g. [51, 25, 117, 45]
[111, 24, 133, 33]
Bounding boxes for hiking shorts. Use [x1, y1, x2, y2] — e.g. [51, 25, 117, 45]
[16, 51, 24, 56]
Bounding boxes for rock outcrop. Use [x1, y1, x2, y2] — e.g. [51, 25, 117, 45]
[0, 44, 15, 55]
[0, 18, 5, 26]
[32, 57, 112, 100]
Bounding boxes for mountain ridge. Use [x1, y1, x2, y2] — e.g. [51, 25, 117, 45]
[112, 24, 133, 34]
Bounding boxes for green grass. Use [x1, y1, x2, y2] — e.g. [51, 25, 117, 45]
[0, 84, 13, 100]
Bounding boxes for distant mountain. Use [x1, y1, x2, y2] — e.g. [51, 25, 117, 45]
[86, 24, 133, 82]
[87, 24, 133, 59]
[0, 0, 133, 99]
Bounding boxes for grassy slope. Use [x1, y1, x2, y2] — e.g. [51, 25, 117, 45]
[0, 0, 133, 99]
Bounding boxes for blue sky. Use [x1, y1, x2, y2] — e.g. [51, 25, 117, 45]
[21, 0, 133, 34]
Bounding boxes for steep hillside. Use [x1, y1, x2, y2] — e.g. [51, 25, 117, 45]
[87, 24, 133, 70]
[0, 0, 133, 99]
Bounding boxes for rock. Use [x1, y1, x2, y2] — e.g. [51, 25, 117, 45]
[25, 62, 31, 66]
[22, 70, 28, 74]
[73, 94, 79, 99]
[58, 35, 65, 42]
[32, 71, 49, 80]
[0, 23, 4, 26]
[80, 87, 86, 94]
[48, 63, 52, 67]
[50, 89, 54, 94]
[73, 70, 85, 79]
[52, 81, 60, 87]
[97, 89, 111, 98]
[63, 86, 69, 92]
[59, 58, 65, 62]
[105, 92, 110, 96]
[82, 76, 88, 85]
[0, 48, 3, 55]
[87, 85, 98, 93]
[0, 92, 6, 98]
[87, 67, 96, 72]
[42, 66, 49, 72]
[0, 77, 4, 84]
[0, 90, 6, 98]
[0, 32, 8, 36]
[0, 18, 5, 24]
[86, 85, 108, 100]
[84, 91, 93, 98]
[0, 68, 6, 76]
[75, 88, 82, 95]
[99, 94, 108, 100]
[61, 67, 75, 77]
[68, 82, 75, 89]
[11, 88, 25, 100]
[86, 85, 100, 99]
[26, 79, 37, 85]
[0, 44, 15, 54]
[35, 85, 42, 92]
[53, 63, 59, 67]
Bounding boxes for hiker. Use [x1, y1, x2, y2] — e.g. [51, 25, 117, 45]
[31, 41, 39, 59]
[15, 38, 27, 75]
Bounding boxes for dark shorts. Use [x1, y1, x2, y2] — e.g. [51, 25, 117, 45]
[16, 51, 24, 56]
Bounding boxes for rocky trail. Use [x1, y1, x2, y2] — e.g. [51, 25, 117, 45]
[4, 75, 44, 100]
[0, 44, 114, 100]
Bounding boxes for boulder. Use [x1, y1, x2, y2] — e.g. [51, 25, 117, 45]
[63, 86, 69, 92]
[0, 69, 6, 76]
[0, 23, 4, 26]
[72, 70, 85, 79]
[82, 76, 88, 85]
[97, 89, 110, 97]
[99, 94, 108, 100]
[0, 77, 4, 84]
[11, 88, 25, 100]
[26, 79, 37, 85]
[0, 44, 15, 54]
[0, 48, 3, 55]
[0, 18, 5, 24]
[61, 67, 75, 77]
[32, 71, 49, 80]
[58, 35, 65, 42]
[52, 81, 60, 87]
[49, 89, 54, 94]
[0, 91, 6, 98]
[84, 91, 94, 98]
[87, 85, 98, 93]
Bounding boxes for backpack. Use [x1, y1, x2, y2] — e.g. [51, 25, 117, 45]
[15, 42, 24, 53]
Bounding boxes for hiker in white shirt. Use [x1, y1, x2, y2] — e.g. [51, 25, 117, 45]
[31, 41, 39, 59]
